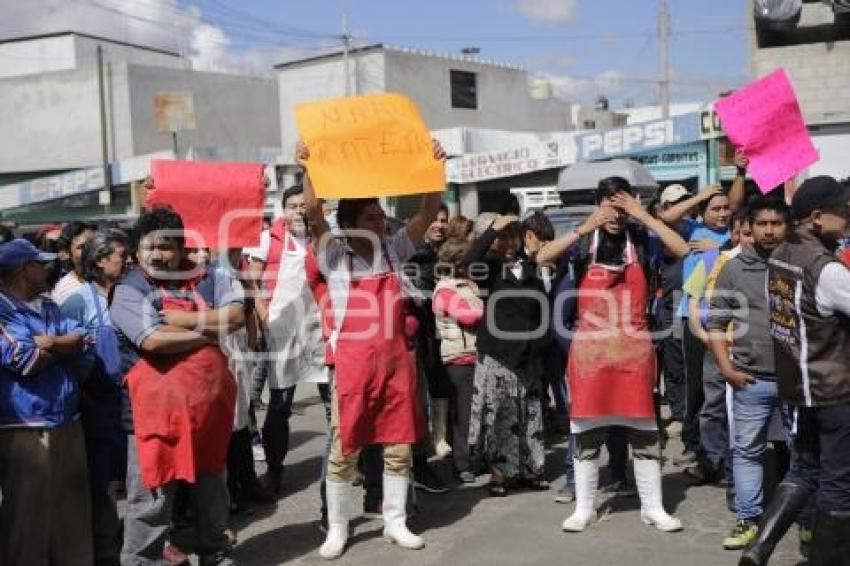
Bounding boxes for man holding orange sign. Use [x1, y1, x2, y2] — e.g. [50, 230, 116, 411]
[294, 92, 447, 560]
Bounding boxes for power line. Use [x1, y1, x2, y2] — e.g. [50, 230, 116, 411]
[200, 0, 338, 40]
[374, 26, 752, 43]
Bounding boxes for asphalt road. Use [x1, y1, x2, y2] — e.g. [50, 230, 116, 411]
[226, 387, 804, 566]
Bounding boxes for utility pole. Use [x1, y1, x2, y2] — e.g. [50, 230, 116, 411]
[341, 0, 352, 96]
[658, 0, 671, 119]
[96, 44, 112, 214]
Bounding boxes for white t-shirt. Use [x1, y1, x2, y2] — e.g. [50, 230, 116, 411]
[815, 262, 850, 318]
[51, 272, 84, 306]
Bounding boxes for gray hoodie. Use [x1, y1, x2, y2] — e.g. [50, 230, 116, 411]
[707, 247, 776, 378]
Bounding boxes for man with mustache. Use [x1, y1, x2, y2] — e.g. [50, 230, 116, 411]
[110, 206, 245, 565]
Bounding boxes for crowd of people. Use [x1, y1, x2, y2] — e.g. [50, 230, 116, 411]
[0, 142, 849, 566]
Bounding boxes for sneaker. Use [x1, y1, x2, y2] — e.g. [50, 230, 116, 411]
[163, 543, 191, 566]
[553, 484, 576, 504]
[264, 468, 283, 495]
[664, 420, 683, 439]
[799, 526, 813, 558]
[684, 461, 721, 486]
[673, 450, 698, 467]
[413, 467, 450, 494]
[723, 519, 759, 550]
[243, 480, 274, 504]
[458, 471, 476, 484]
[252, 442, 266, 462]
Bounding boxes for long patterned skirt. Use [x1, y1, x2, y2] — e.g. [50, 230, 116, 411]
[468, 354, 545, 480]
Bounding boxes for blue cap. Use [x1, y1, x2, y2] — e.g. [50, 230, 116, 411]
[0, 238, 57, 269]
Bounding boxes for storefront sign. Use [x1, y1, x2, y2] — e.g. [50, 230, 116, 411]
[632, 145, 706, 168]
[0, 151, 174, 210]
[19, 168, 104, 206]
[445, 139, 577, 183]
[576, 111, 721, 162]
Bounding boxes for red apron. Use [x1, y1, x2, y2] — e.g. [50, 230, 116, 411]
[333, 252, 423, 455]
[567, 231, 656, 420]
[126, 278, 236, 489]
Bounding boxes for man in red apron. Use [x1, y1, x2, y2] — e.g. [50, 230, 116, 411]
[109, 206, 246, 565]
[248, 184, 326, 494]
[537, 177, 689, 534]
[298, 141, 446, 560]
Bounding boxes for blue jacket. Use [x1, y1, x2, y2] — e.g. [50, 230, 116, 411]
[0, 289, 85, 429]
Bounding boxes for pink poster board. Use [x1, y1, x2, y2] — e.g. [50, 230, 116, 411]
[715, 68, 818, 194]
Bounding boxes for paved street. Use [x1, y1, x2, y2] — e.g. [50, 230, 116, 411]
[228, 387, 804, 566]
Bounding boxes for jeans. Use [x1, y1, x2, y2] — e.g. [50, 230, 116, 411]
[563, 433, 576, 486]
[700, 354, 732, 479]
[731, 378, 792, 520]
[250, 357, 269, 403]
[545, 346, 568, 415]
[786, 403, 850, 513]
[662, 332, 686, 421]
[262, 386, 297, 474]
[446, 364, 475, 472]
[122, 435, 231, 565]
[682, 322, 705, 454]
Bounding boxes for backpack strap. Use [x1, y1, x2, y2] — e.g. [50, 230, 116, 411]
[89, 283, 105, 327]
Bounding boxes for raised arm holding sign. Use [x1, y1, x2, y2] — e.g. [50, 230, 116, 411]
[714, 68, 819, 194]
[294, 92, 446, 199]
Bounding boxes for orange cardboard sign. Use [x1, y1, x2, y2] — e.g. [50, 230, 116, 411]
[294, 93, 446, 198]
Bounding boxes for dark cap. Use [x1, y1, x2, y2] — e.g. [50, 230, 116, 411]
[791, 176, 850, 221]
[0, 238, 57, 269]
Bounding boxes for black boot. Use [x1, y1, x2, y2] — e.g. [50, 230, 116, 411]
[739, 483, 810, 566]
[261, 405, 290, 494]
[808, 510, 850, 566]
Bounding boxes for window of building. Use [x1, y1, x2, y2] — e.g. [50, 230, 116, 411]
[450, 70, 477, 109]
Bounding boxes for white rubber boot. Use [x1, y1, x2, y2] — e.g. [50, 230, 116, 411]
[562, 458, 599, 532]
[431, 399, 452, 459]
[319, 480, 353, 559]
[634, 458, 683, 532]
[382, 474, 425, 549]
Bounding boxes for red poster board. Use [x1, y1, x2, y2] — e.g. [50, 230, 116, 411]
[147, 160, 265, 249]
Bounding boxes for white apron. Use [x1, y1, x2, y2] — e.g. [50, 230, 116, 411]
[222, 327, 253, 431]
[265, 232, 326, 389]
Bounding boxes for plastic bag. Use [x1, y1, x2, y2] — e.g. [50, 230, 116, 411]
[754, 0, 802, 23]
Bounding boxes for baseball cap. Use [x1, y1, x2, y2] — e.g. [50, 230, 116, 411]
[791, 176, 850, 221]
[0, 238, 58, 269]
[660, 184, 691, 206]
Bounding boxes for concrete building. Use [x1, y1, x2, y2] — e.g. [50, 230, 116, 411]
[276, 44, 631, 216]
[0, 32, 280, 223]
[275, 44, 579, 160]
[749, 0, 850, 179]
[0, 31, 185, 80]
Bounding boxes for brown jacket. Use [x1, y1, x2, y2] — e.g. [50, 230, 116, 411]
[768, 227, 850, 407]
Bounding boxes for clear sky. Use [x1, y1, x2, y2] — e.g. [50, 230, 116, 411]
[2, 0, 753, 108]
